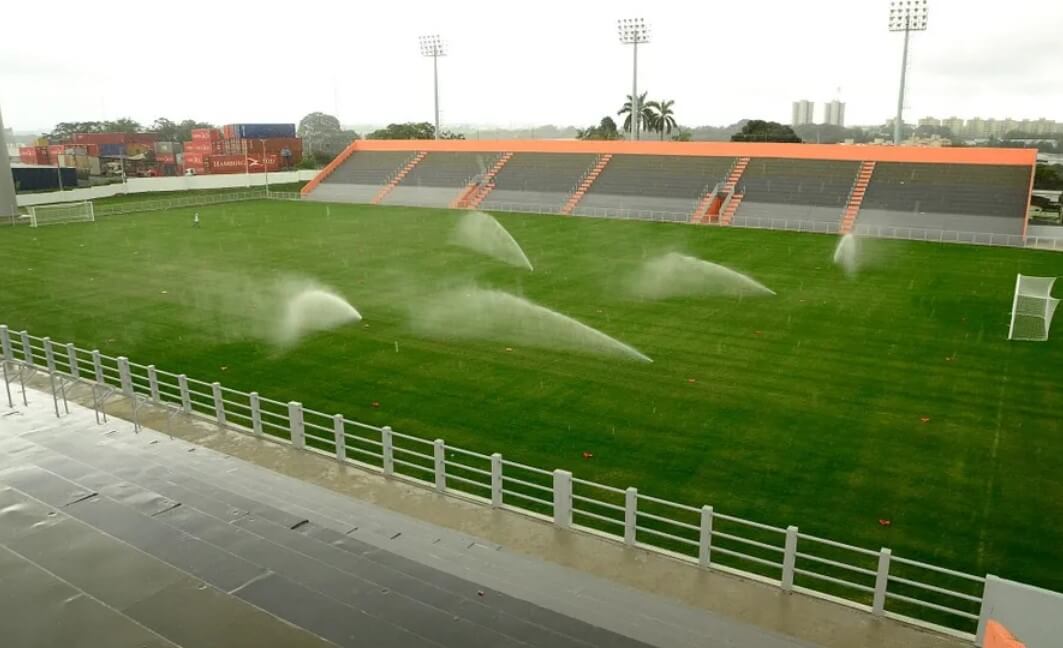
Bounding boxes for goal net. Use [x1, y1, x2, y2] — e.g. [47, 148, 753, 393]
[1008, 274, 1059, 341]
[28, 201, 95, 228]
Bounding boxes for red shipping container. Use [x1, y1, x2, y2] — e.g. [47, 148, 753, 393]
[223, 124, 236, 139]
[191, 128, 222, 141]
[206, 153, 280, 174]
[156, 153, 177, 164]
[184, 140, 224, 154]
[72, 132, 129, 145]
[48, 144, 65, 157]
[182, 152, 207, 166]
[127, 133, 157, 145]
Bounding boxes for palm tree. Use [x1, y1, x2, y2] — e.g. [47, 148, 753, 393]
[647, 99, 677, 140]
[617, 92, 655, 139]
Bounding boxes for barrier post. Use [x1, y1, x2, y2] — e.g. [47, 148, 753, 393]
[782, 526, 799, 591]
[211, 382, 225, 427]
[333, 414, 345, 461]
[65, 343, 79, 379]
[117, 357, 132, 395]
[552, 469, 572, 529]
[43, 338, 56, 372]
[288, 401, 304, 448]
[147, 365, 160, 403]
[177, 374, 191, 413]
[92, 351, 104, 384]
[433, 439, 446, 492]
[249, 392, 262, 435]
[490, 453, 503, 507]
[381, 426, 394, 476]
[699, 505, 714, 568]
[20, 331, 33, 367]
[872, 548, 891, 615]
[624, 488, 638, 546]
[0, 326, 11, 362]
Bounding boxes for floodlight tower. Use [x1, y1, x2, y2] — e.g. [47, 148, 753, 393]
[419, 35, 446, 140]
[618, 18, 650, 141]
[889, 0, 929, 145]
[0, 105, 17, 225]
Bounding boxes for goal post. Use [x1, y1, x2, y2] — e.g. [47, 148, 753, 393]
[1008, 274, 1059, 341]
[28, 201, 95, 228]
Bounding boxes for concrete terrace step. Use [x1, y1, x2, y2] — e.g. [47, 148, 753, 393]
[0, 481, 335, 648]
[7, 425, 652, 648]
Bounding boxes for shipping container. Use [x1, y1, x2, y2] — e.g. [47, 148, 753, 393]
[182, 152, 207, 166]
[228, 123, 297, 139]
[156, 152, 177, 164]
[72, 132, 128, 145]
[19, 146, 50, 165]
[48, 144, 65, 157]
[33, 137, 49, 147]
[206, 153, 280, 174]
[127, 133, 157, 145]
[11, 166, 77, 192]
[126, 143, 153, 156]
[191, 128, 222, 141]
[98, 143, 125, 157]
[154, 141, 182, 154]
[182, 140, 222, 154]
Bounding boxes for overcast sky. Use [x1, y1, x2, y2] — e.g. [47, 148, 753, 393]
[2, 0, 1060, 133]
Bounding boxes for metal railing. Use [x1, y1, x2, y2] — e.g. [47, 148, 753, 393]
[0, 324, 988, 638]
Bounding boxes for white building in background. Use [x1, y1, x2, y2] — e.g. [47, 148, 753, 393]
[823, 100, 846, 127]
[791, 100, 815, 127]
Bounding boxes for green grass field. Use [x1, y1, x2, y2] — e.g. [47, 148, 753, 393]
[1, 199, 1061, 594]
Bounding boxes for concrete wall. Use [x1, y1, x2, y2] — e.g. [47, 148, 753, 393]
[15, 169, 319, 207]
[977, 575, 1063, 647]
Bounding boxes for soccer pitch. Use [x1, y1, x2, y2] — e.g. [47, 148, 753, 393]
[1, 199, 1061, 591]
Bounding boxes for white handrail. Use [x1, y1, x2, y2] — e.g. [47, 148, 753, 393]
[0, 322, 991, 638]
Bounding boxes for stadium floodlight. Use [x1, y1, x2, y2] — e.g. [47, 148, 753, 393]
[618, 18, 650, 141]
[889, 0, 929, 145]
[1008, 274, 1060, 341]
[419, 34, 446, 140]
[28, 201, 95, 228]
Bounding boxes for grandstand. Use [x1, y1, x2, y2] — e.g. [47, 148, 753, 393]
[303, 141, 1036, 242]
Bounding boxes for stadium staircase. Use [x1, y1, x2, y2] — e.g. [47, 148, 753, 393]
[715, 157, 750, 224]
[690, 184, 719, 224]
[840, 161, 875, 234]
[371, 151, 427, 204]
[450, 152, 514, 209]
[560, 154, 613, 215]
[719, 193, 745, 225]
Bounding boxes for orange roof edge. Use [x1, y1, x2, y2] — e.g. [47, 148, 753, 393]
[337, 139, 1036, 166]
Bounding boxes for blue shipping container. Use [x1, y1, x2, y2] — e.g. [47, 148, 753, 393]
[12, 167, 78, 192]
[99, 143, 125, 157]
[235, 123, 296, 139]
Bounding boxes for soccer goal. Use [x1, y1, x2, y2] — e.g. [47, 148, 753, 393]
[28, 201, 95, 228]
[1008, 274, 1059, 341]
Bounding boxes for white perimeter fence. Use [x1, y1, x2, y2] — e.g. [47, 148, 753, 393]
[14, 169, 318, 207]
[483, 201, 1063, 251]
[1, 325, 1000, 640]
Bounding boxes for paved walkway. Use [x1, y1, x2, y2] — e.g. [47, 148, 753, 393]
[3, 378, 969, 648]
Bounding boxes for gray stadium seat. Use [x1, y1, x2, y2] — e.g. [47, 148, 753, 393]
[858, 163, 1028, 235]
[383, 152, 502, 208]
[306, 151, 415, 204]
[574, 155, 734, 217]
[480, 153, 598, 213]
[734, 159, 859, 227]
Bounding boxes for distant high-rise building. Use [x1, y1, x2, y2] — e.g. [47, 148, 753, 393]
[966, 117, 988, 138]
[791, 100, 815, 127]
[918, 117, 942, 128]
[823, 100, 846, 127]
[942, 117, 964, 134]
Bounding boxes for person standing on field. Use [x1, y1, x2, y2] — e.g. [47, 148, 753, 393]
[193, 212, 200, 228]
